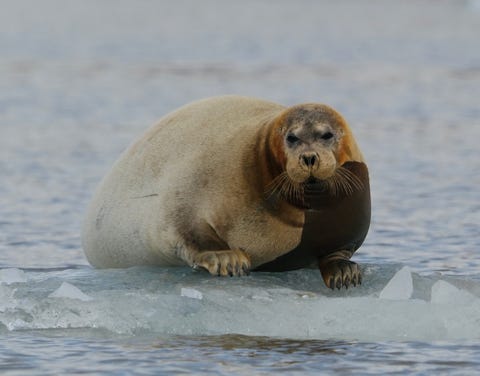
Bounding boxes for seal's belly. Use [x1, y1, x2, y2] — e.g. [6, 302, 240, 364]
[256, 161, 370, 271]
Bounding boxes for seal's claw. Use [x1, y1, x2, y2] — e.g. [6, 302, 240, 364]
[335, 275, 342, 290]
[344, 275, 350, 289]
[318, 251, 361, 290]
[351, 273, 357, 287]
[193, 249, 251, 277]
[328, 277, 335, 290]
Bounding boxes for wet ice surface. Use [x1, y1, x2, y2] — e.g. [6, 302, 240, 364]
[0, 268, 27, 285]
[1, 0, 480, 374]
[1, 265, 480, 342]
[1, 266, 480, 374]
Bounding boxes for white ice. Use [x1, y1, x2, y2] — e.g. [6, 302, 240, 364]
[0, 285, 18, 313]
[430, 280, 478, 305]
[0, 268, 27, 285]
[1, 266, 480, 341]
[181, 287, 203, 300]
[49, 282, 93, 302]
[379, 266, 413, 300]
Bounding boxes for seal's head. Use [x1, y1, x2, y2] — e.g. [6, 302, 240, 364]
[280, 104, 345, 183]
[265, 104, 364, 206]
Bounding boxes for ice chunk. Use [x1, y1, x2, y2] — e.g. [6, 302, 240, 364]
[430, 280, 477, 305]
[0, 268, 27, 284]
[49, 282, 93, 302]
[180, 287, 203, 300]
[5, 319, 31, 331]
[0, 285, 17, 312]
[379, 266, 413, 300]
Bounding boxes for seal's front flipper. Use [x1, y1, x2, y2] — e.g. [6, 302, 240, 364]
[192, 249, 251, 277]
[318, 250, 361, 289]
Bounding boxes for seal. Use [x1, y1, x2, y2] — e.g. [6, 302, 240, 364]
[82, 95, 370, 289]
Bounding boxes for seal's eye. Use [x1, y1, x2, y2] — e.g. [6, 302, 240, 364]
[286, 133, 300, 145]
[320, 132, 334, 141]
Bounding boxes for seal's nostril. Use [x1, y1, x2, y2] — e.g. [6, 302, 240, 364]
[302, 154, 317, 167]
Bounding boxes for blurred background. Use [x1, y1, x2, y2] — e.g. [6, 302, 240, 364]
[1, 0, 479, 272]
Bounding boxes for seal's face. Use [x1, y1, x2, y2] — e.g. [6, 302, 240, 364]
[281, 105, 344, 184]
[265, 103, 364, 207]
[283, 119, 341, 183]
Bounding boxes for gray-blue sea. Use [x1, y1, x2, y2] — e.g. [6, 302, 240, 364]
[1, 0, 480, 374]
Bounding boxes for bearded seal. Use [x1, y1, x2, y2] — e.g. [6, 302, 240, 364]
[82, 95, 370, 289]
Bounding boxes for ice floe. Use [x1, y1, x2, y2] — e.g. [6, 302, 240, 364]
[0, 265, 479, 341]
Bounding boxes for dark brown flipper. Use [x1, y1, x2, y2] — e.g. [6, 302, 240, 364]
[318, 250, 362, 290]
[256, 161, 370, 288]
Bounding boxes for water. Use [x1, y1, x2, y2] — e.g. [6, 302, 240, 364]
[1, 0, 480, 373]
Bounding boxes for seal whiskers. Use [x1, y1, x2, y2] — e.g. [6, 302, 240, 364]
[324, 166, 364, 197]
[264, 164, 363, 205]
[264, 172, 289, 200]
[264, 172, 305, 206]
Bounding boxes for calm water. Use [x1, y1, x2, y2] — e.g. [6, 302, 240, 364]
[1, 0, 480, 374]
